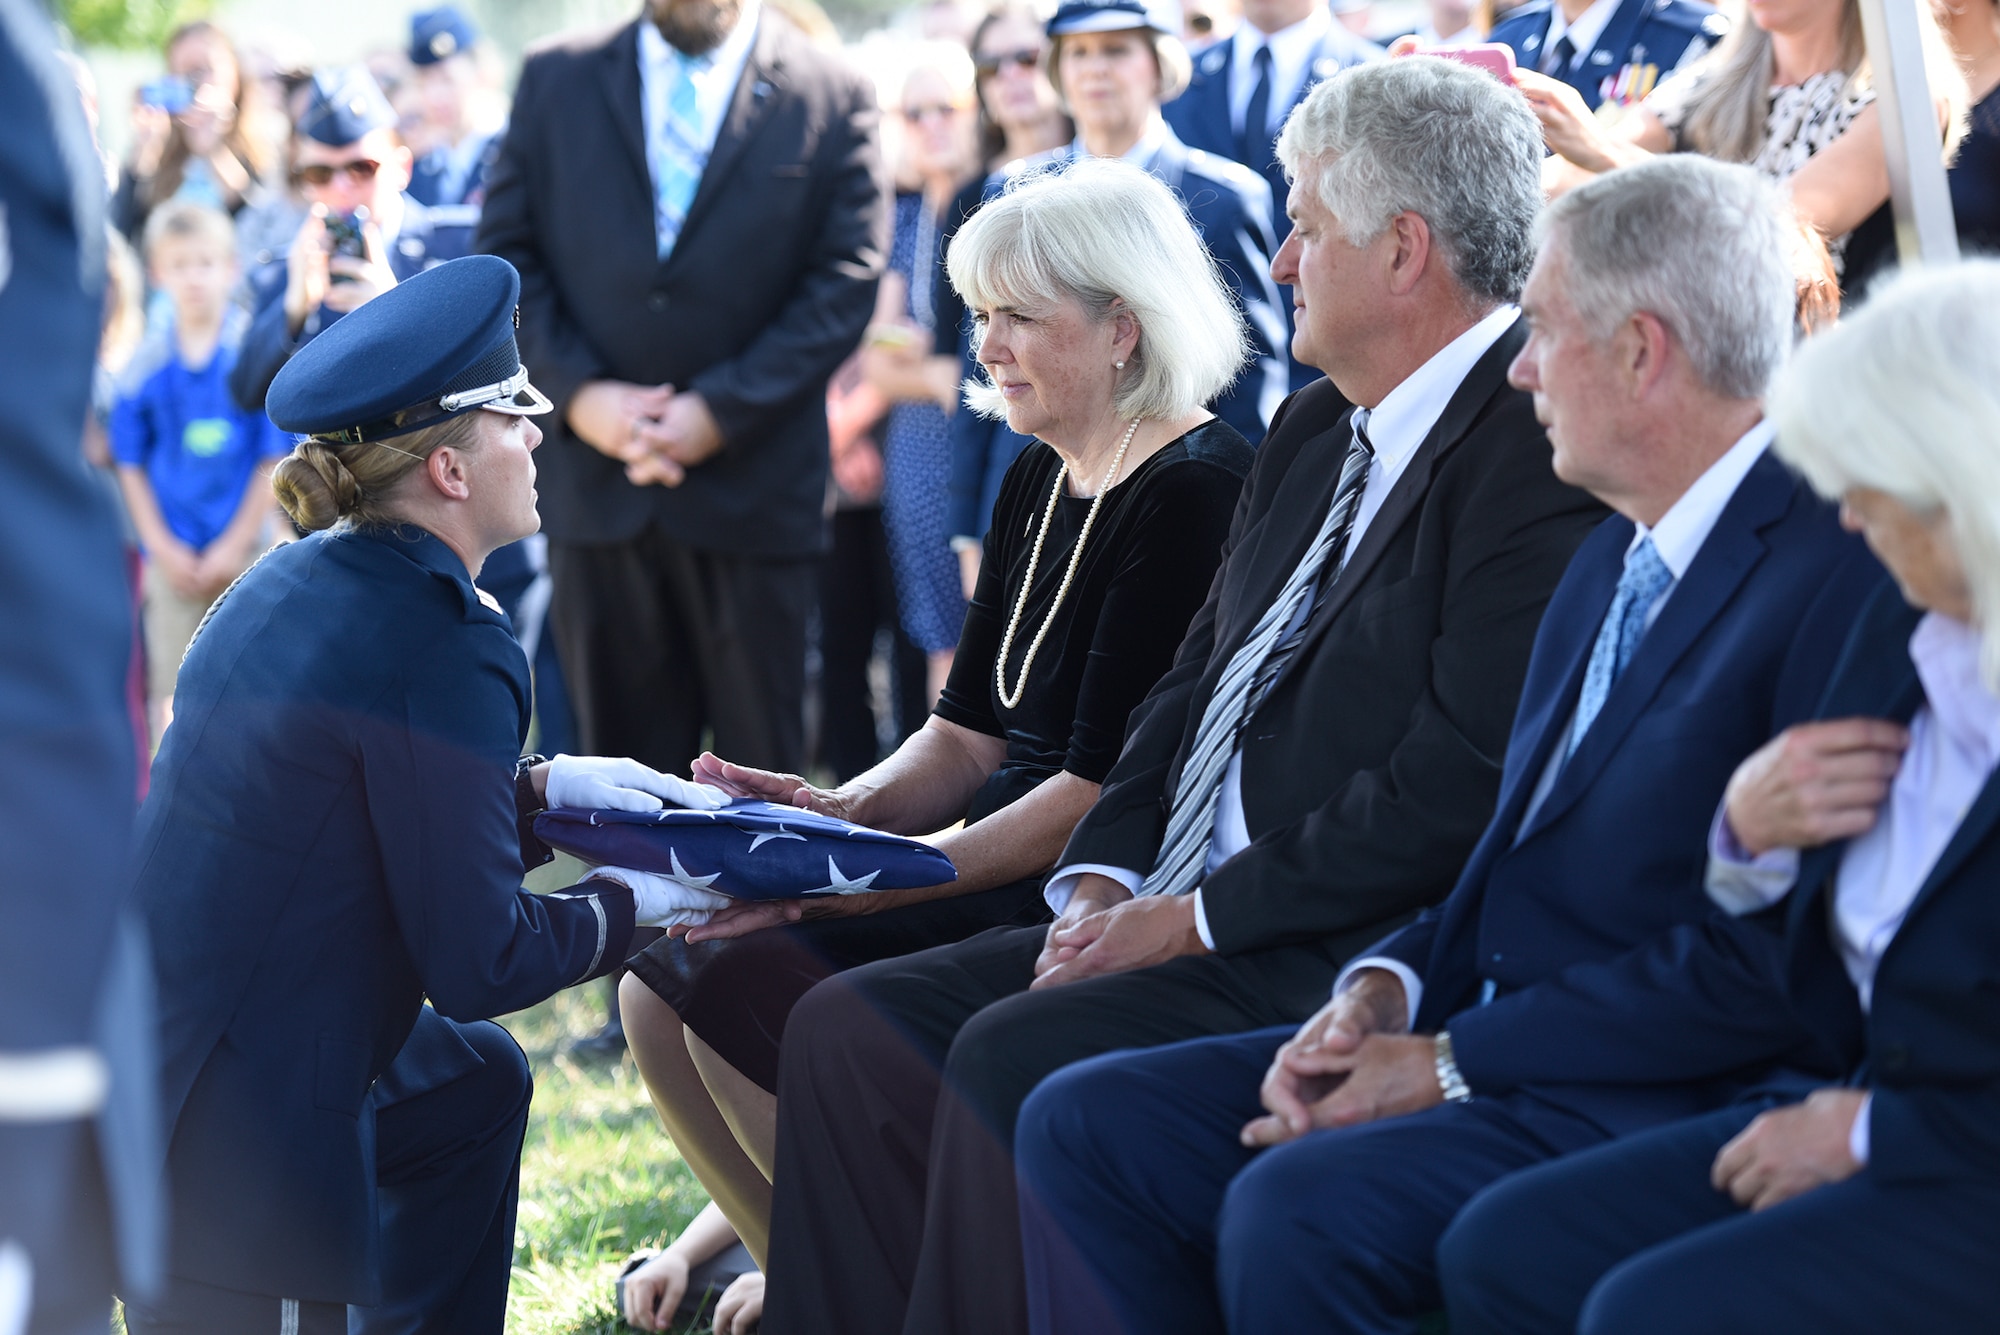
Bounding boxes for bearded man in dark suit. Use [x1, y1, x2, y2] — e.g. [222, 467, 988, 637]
[478, 0, 886, 784]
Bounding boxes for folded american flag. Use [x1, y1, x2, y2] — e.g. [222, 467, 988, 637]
[533, 800, 957, 901]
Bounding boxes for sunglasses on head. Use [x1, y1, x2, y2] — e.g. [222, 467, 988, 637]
[974, 48, 1040, 76]
[297, 159, 381, 186]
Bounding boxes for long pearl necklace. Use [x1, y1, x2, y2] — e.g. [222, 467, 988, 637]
[995, 418, 1141, 711]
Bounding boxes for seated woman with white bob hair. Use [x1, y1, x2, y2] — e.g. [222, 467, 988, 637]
[610, 156, 1257, 1300]
[1438, 257, 2000, 1335]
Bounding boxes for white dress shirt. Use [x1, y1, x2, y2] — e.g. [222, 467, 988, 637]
[1228, 5, 1335, 139]
[1335, 418, 1775, 1026]
[1542, 0, 1621, 71]
[1705, 610, 2000, 1165]
[637, 2, 761, 252]
[1045, 304, 1521, 944]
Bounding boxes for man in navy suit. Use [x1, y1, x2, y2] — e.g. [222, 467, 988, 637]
[1490, 0, 1725, 112]
[1163, 0, 1379, 390]
[1014, 155, 1888, 1335]
[1438, 262, 2000, 1335]
[0, 4, 162, 1331]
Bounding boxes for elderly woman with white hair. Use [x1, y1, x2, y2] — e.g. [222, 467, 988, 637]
[612, 157, 1253, 1293]
[1438, 259, 2000, 1335]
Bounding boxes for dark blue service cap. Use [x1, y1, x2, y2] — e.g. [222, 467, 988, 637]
[409, 5, 481, 65]
[266, 255, 552, 445]
[1047, 0, 1176, 37]
[297, 66, 398, 146]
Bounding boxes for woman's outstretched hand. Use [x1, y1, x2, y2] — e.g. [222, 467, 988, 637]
[693, 752, 853, 820]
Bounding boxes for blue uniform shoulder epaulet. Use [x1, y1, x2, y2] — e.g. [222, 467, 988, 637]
[424, 203, 482, 231]
[1180, 145, 1266, 203]
[1489, 0, 1555, 39]
[1645, 0, 1727, 39]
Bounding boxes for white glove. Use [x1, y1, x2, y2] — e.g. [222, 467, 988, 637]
[585, 865, 734, 928]
[544, 755, 729, 814]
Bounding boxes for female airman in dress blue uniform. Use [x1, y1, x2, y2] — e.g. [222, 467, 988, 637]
[123, 255, 723, 1335]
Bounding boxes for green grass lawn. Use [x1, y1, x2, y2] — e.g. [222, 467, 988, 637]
[503, 857, 717, 1335]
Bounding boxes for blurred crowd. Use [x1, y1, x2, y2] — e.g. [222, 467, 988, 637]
[64, 0, 2000, 784]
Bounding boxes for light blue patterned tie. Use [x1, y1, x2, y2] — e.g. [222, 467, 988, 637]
[1139, 419, 1376, 900]
[1565, 535, 1672, 759]
[652, 48, 711, 258]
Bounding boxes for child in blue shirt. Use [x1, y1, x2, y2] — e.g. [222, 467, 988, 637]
[112, 200, 290, 743]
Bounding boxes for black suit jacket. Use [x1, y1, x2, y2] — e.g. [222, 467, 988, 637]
[1778, 585, 2000, 1185]
[1058, 322, 1608, 1001]
[477, 15, 888, 555]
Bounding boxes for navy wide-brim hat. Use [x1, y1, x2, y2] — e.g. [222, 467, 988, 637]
[266, 255, 552, 445]
[1048, 0, 1177, 37]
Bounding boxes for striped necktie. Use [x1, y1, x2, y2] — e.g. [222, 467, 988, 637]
[1139, 418, 1377, 900]
[652, 47, 712, 259]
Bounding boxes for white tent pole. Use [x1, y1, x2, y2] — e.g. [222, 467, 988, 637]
[1856, 0, 1960, 265]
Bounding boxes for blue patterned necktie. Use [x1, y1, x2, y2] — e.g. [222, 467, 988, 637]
[652, 47, 712, 259]
[1139, 419, 1376, 900]
[1565, 535, 1672, 760]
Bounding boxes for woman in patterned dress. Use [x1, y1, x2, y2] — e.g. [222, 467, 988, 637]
[1514, 0, 1966, 279]
[865, 48, 983, 702]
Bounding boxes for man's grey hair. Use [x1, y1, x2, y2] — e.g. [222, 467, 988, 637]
[947, 157, 1248, 422]
[1772, 259, 2000, 686]
[1275, 57, 1544, 305]
[1539, 155, 1794, 401]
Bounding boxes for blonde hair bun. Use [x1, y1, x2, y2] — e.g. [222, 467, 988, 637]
[272, 442, 361, 532]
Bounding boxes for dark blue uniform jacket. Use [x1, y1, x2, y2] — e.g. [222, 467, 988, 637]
[134, 524, 635, 1303]
[1490, 0, 1725, 112]
[1366, 450, 1889, 1137]
[1779, 585, 2000, 1186]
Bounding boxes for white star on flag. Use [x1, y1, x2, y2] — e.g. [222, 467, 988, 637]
[748, 826, 809, 853]
[665, 848, 722, 891]
[807, 855, 879, 895]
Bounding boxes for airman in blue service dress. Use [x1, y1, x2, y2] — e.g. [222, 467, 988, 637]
[405, 6, 505, 210]
[1491, 0, 1726, 113]
[122, 258, 652, 1335]
[229, 67, 477, 413]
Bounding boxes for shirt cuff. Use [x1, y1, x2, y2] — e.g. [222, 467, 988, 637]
[1044, 863, 1143, 916]
[1331, 956, 1423, 1032]
[1192, 889, 1216, 952]
[1848, 1090, 1872, 1167]
[1704, 801, 1800, 915]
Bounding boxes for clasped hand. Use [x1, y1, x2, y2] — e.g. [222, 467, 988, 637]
[1029, 876, 1207, 991]
[566, 379, 723, 488]
[1239, 969, 1437, 1148]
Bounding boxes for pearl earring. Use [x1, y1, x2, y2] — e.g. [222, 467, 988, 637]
[1114, 360, 1126, 369]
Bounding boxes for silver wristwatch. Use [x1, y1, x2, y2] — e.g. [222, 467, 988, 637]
[1434, 1031, 1473, 1103]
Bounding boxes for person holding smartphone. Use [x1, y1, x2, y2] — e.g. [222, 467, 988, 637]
[228, 65, 476, 414]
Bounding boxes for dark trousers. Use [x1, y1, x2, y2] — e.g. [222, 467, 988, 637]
[1441, 1101, 2000, 1335]
[126, 1019, 531, 1335]
[816, 506, 926, 783]
[548, 526, 815, 776]
[0, 1121, 115, 1335]
[1016, 1028, 1606, 1335]
[761, 926, 1322, 1335]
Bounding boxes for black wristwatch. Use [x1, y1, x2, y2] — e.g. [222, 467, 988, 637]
[515, 753, 548, 816]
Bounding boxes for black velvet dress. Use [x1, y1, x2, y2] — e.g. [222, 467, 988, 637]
[625, 419, 1254, 1091]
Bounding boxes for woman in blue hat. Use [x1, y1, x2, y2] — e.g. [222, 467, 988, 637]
[123, 254, 724, 1335]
